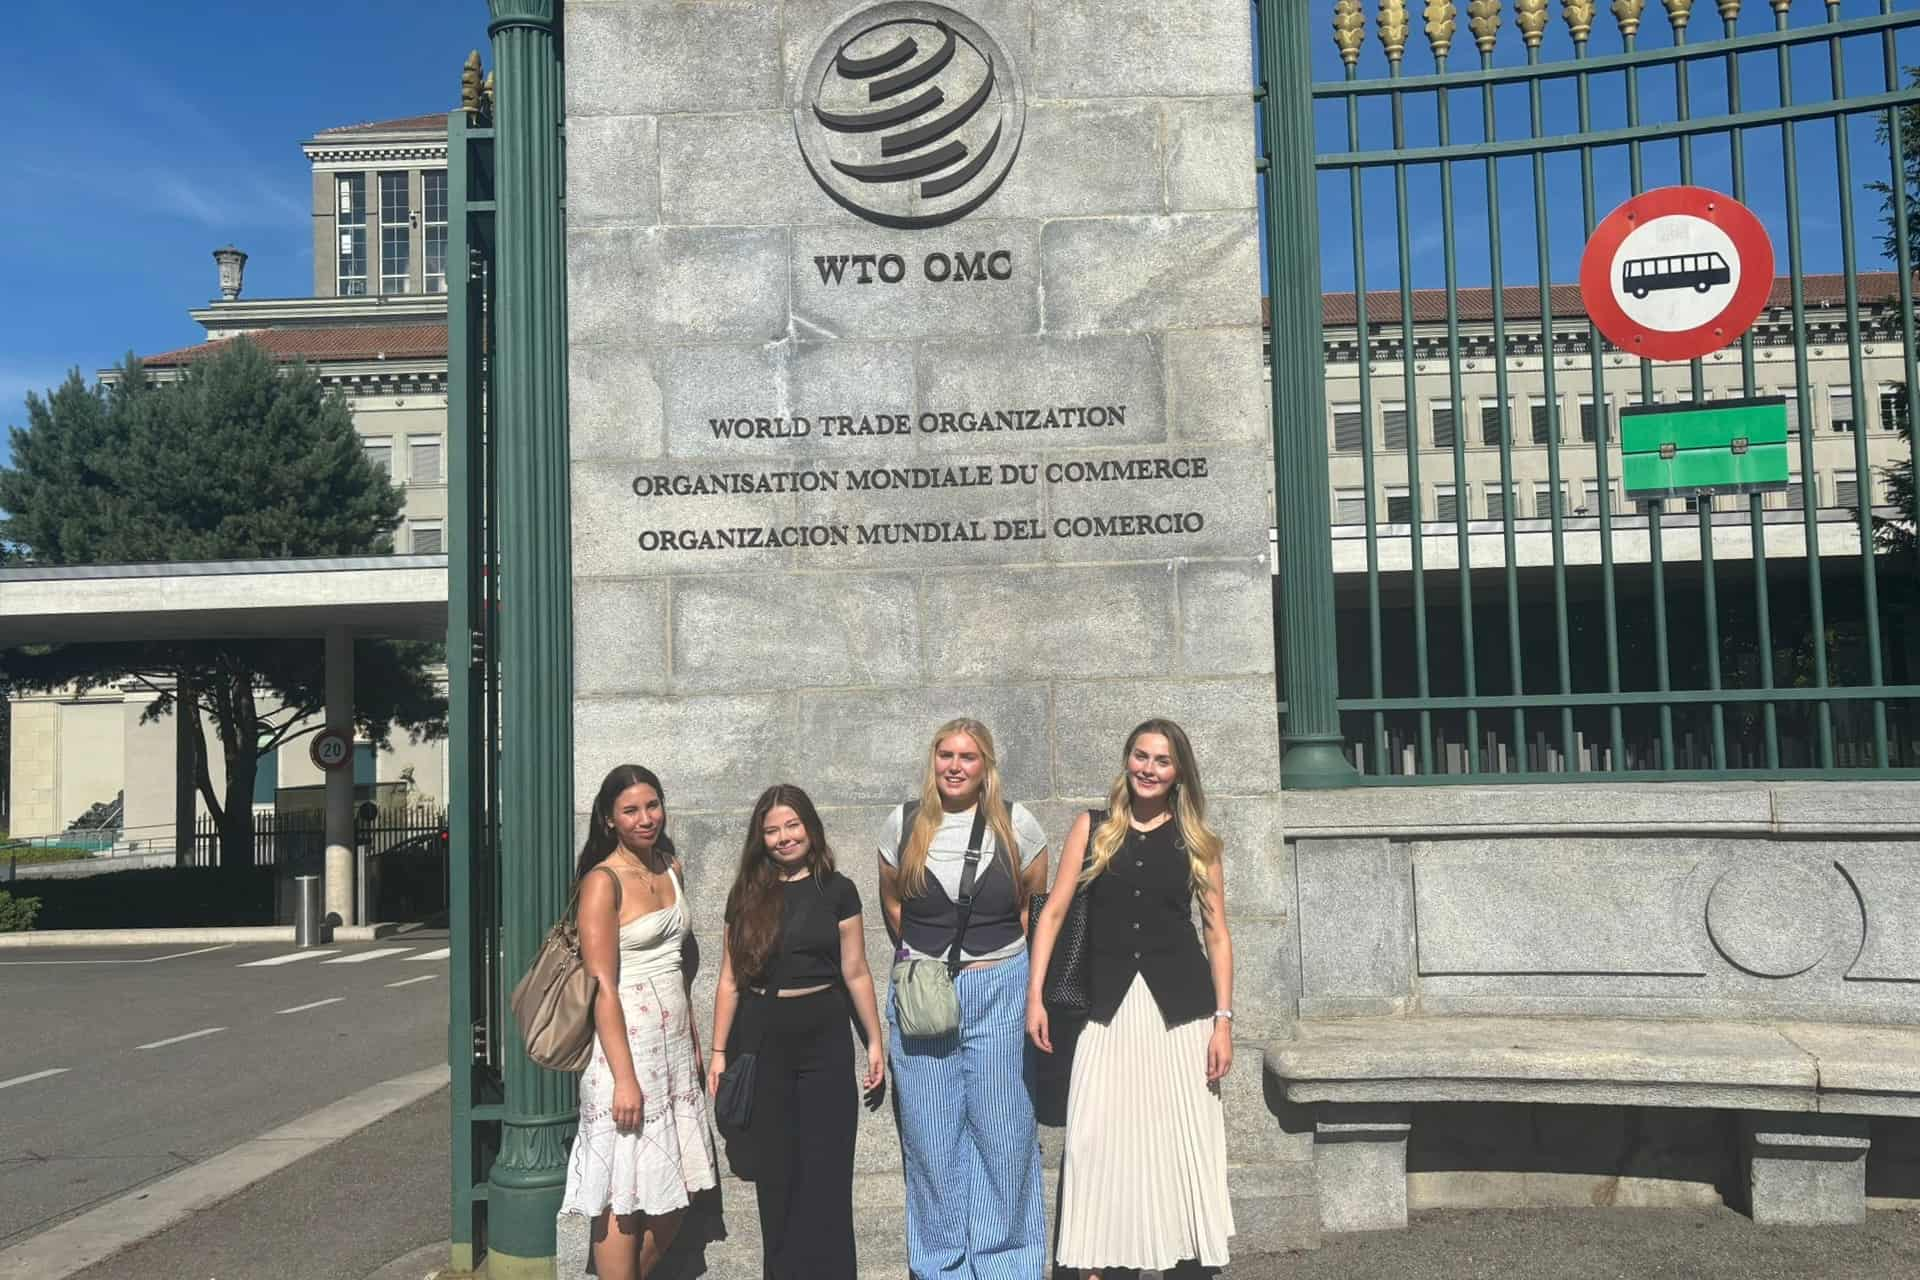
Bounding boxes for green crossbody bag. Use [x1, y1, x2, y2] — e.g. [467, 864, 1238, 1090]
[891, 807, 988, 1039]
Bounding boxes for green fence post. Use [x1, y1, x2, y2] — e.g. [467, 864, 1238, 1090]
[1261, 0, 1359, 788]
[485, 1, 574, 1275]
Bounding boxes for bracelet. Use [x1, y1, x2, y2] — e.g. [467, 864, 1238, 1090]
[1214, 1009, 1234, 1021]
[712, 1047, 727, 1054]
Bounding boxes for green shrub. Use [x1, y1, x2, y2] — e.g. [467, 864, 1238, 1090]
[26, 867, 278, 930]
[5, 845, 94, 866]
[0, 889, 42, 932]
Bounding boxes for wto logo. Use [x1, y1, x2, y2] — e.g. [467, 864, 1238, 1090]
[795, 4, 1026, 230]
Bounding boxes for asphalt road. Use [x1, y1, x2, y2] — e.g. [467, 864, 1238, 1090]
[0, 929, 449, 1252]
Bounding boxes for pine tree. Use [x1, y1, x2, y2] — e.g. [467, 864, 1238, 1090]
[0, 339, 444, 867]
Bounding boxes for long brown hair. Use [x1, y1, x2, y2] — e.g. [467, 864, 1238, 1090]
[577, 764, 675, 881]
[896, 718, 1023, 906]
[725, 784, 836, 984]
[1079, 719, 1222, 904]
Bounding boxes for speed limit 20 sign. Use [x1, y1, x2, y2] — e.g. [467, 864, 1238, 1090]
[309, 727, 353, 772]
[1579, 185, 1775, 362]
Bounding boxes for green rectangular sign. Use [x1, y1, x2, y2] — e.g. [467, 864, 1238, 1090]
[1618, 397, 1791, 499]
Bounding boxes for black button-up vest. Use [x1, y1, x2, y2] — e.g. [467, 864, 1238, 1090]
[1084, 817, 1215, 1028]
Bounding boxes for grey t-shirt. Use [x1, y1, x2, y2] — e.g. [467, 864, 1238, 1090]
[878, 801, 1049, 963]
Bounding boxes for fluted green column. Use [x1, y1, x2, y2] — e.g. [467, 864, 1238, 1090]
[1259, 0, 1358, 788]
[486, 1, 575, 1274]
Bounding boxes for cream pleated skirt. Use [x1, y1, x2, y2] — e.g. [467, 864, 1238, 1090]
[1055, 974, 1234, 1271]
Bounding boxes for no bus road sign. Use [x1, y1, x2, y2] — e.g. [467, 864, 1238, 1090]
[1579, 185, 1775, 363]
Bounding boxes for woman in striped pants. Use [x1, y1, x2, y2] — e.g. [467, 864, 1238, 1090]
[878, 718, 1050, 1279]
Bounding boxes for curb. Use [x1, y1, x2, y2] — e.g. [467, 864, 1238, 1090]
[0, 922, 411, 948]
[0, 1065, 450, 1280]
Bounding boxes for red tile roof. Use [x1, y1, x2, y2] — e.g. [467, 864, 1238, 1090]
[1315, 271, 1913, 328]
[313, 113, 450, 137]
[142, 324, 449, 368]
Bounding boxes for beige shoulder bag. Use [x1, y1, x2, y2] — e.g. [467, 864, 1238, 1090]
[510, 864, 620, 1073]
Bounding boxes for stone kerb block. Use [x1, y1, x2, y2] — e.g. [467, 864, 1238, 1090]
[1742, 1114, 1871, 1226]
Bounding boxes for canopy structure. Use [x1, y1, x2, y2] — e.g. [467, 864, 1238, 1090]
[0, 555, 448, 925]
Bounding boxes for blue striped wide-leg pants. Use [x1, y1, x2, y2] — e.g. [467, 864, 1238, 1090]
[889, 950, 1045, 1280]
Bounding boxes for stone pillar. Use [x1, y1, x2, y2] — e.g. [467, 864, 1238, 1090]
[1742, 1114, 1871, 1226]
[1314, 1103, 1414, 1233]
[487, 1, 575, 1275]
[174, 673, 196, 868]
[323, 625, 355, 925]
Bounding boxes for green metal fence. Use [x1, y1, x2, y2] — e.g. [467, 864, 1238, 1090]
[1262, 0, 1920, 784]
[445, 93, 503, 1272]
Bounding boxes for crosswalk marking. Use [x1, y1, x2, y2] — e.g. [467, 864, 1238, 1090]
[239, 951, 330, 967]
[320, 947, 414, 965]
[0, 1068, 70, 1091]
[407, 947, 451, 961]
[138, 1027, 226, 1050]
[276, 997, 346, 1015]
[387, 974, 439, 988]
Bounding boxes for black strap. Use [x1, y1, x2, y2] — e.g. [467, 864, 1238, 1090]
[945, 808, 990, 974]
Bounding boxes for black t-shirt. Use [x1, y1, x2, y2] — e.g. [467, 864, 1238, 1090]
[733, 871, 862, 991]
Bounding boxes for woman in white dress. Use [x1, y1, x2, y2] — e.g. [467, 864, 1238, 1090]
[560, 763, 718, 1279]
[1027, 719, 1235, 1277]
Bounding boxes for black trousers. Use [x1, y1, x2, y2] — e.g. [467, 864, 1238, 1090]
[750, 987, 858, 1279]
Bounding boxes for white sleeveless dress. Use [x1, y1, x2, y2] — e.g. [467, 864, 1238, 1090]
[560, 865, 718, 1219]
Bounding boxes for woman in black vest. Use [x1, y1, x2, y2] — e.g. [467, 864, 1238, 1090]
[707, 784, 885, 1278]
[1027, 719, 1235, 1276]
[878, 717, 1050, 1279]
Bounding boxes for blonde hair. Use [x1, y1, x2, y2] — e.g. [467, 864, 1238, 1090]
[1079, 718, 1222, 906]
[896, 718, 1024, 903]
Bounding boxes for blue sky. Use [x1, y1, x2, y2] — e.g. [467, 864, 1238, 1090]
[0, 0, 475, 459]
[0, 2, 1912, 465]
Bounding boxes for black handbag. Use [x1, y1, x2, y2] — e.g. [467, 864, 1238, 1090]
[714, 1050, 758, 1132]
[1028, 887, 1090, 1012]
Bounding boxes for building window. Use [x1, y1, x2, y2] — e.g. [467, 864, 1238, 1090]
[1480, 403, 1504, 446]
[1486, 485, 1512, 519]
[424, 169, 449, 295]
[1633, 496, 1659, 516]
[336, 174, 367, 296]
[1782, 393, 1800, 435]
[1431, 401, 1457, 449]
[1333, 404, 1363, 452]
[1685, 494, 1716, 513]
[1830, 387, 1856, 433]
[1334, 488, 1366, 525]
[1530, 401, 1555, 446]
[362, 435, 392, 475]
[1835, 471, 1859, 507]
[409, 522, 445, 555]
[379, 172, 410, 294]
[1784, 474, 1805, 510]
[1385, 486, 1413, 524]
[1383, 403, 1408, 451]
[1578, 395, 1610, 444]
[1533, 481, 1568, 518]
[1434, 485, 1459, 521]
[408, 435, 443, 486]
[1880, 382, 1910, 436]
[1581, 480, 1613, 515]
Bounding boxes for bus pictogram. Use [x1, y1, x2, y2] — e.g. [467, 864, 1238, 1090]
[1620, 252, 1732, 299]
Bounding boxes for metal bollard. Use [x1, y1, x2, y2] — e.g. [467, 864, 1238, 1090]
[294, 874, 323, 946]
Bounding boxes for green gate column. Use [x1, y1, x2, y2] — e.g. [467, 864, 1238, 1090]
[486, 1, 575, 1275]
[1259, 0, 1358, 788]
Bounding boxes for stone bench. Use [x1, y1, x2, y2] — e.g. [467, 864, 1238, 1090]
[1266, 1015, 1920, 1232]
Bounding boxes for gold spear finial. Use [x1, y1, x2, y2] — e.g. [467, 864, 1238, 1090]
[1612, 0, 1647, 35]
[1516, 0, 1550, 46]
[1769, 0, 1791, 13]
[1379, 0, 1411, 63]
[1333, 0, 1368, 67]
[1563, 0, 1596, 40]
[482, 70, 495, 113]
[1717, 0, 1741, 20]
[1468, 0, 1503, 52]
[1426, 0, 1457, 60]
[460, 51, 483, 114]
[1663, 0, 1693, 31]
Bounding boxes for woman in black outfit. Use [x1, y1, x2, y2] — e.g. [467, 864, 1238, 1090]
[707, 784, 886, 1278]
